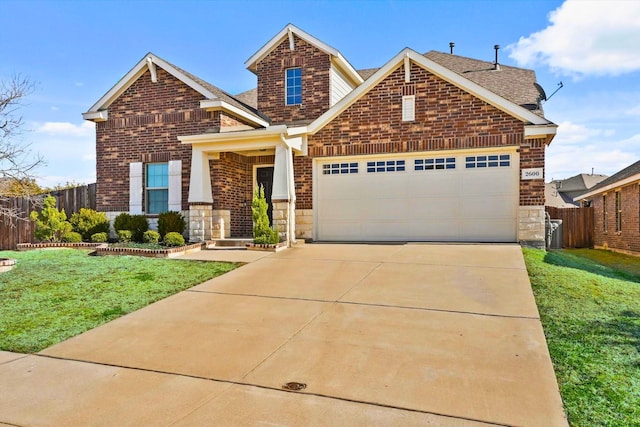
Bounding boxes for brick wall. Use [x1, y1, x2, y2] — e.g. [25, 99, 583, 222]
[95, 67, 254, 214]
[593, 183, 640, 253]
[519, 138, 546, 206]
[256, 35, 331, 124]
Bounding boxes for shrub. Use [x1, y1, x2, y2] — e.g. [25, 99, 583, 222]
[129, 215, 149, 242]
[69, 208, 110, 241]
[252, 185, 279, 245]
[117, 230, 132, 243]
[91, 232, 108, 243]
[61, 231, 82, 243]
[29, 195, 72, 242]
[113, 213, 132, 234]
[163, 232, 185, 247]
[143, 230, 160, 244]
[158, 211, 186, 238]
[113, 212, 149, 242]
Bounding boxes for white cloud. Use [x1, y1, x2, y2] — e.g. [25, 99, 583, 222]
[74, 82, 84, 87]
[35, 121, 94, 137]
[50, 106, 59, 111]
[546, 121, 639, 179]
[627, 105, 640, 116]
[507, 0, 640, 77]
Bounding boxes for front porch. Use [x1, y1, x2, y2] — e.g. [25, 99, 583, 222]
[179, 126, 307, 246]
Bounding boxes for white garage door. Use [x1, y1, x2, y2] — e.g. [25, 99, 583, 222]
[315, 151, 518, 242]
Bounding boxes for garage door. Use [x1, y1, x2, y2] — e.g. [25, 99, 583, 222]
[315, 151, 518, 242]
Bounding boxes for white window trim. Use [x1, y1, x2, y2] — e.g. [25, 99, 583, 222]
[402, 95, 415, 122]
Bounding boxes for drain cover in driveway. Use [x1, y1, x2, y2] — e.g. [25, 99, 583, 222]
[282, 382, 307, 391]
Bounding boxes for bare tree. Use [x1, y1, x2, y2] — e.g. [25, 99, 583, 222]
[0, 75, 44, 221]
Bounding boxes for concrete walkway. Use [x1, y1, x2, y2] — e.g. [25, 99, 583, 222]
[0, 244, 567, 426]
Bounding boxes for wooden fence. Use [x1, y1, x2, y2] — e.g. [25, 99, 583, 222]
[545, 206, 594, 249]
[0, 184, 96, 250]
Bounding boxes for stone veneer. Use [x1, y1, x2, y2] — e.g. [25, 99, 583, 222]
[518, 206, 545, 249]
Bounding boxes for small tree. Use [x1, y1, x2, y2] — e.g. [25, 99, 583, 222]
[69, 208, 110, 241]
[29, 195, 71, 242]
[252, 185, 279, 244]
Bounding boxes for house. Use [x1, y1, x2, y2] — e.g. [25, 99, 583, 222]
[82, 24, 557, 248]
[575, 160, 640, 255]
[545, 173, 608, 208]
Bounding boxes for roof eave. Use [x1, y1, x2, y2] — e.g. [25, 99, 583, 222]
[200, 99, 269, 128]
[575, 173, 640, 201]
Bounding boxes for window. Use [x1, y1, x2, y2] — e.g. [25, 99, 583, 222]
[615, 191, 622, 232]
[402, 95, 415, 121]
[415, 157, 455, 171]
[146, 163, 168, 214]
[323, 162, 358, 175]
[603, 194, 607, 232]
[285, 67, 302, 105]
[367, 160, 405, 173]
[465, 154, 510, 168]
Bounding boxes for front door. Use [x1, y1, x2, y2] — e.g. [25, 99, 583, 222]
[256, 166, 274, 225]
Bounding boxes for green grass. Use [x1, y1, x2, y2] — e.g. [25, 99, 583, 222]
[0, 249, 237, 353]
[523, 248, 640, 426]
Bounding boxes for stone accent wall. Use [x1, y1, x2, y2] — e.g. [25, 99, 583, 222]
[593, 183, 640, 254]
[518, 206, 545, 249]
[295, 209, 313, 240]
[272, 200, 290, 240]
[256, 35, 331, 124]
[212, 210, 231, 239]
[189, 205, 212, 242]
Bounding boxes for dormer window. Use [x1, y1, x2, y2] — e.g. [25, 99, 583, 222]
[285, 67, 302, 105]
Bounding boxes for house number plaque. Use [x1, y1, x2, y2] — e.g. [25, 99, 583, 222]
[521, 168, 543, 180]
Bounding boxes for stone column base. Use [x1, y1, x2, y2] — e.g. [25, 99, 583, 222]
[189, 204, 213, 242]
[272, 200, 290, 241]
[295, 209, 313, 240]
[518, 206, 545, 249]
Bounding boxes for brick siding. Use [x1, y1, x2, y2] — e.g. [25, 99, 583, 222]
[593, 182, 640, 253]
[95, 67, 252, 215]
[256, 35, 331, 124]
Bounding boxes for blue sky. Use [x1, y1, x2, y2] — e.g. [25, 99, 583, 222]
[2, 0, 639, 187]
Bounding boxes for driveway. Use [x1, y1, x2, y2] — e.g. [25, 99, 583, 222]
[0, 244, 567, 426]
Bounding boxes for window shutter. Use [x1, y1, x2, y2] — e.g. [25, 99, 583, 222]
[402, 95, 415, 122]
[168, 160, 182, 212]
[129, 162, 143, 214]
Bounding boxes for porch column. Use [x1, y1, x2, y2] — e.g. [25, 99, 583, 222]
[272, 141, 296, 247]
[188, 147, 214, 242]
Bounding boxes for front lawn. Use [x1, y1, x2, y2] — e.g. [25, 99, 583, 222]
[523, 248, 640, 426]
[0, 249, 237, 353]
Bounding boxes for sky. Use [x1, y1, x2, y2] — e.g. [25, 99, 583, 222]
[1, 0, 639, 187]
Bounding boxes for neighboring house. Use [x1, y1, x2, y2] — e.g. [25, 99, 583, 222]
[575, 160, 640, 255]
[546, 173, 608, 208]
[82, 24, 557, 248]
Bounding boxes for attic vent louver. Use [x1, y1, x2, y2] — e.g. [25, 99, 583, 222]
[493, 45, 501, 71]
[449, 42, 455, 54]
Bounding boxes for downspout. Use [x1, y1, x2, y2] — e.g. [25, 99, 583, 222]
[280, 133, 297, 247]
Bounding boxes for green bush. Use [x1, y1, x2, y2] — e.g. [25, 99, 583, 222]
[113, 212, 149, 242]
[143, 230, 161, 244]
[61, 231, 82, 243]
[163, 232, 185, 247]
[69, 208, 110, 241]
[91, 232, 108, 243]
[113, 213, 132, 234]
[252, 185, 279, 244]
[29, 195, 72, 242]
[158, 211, 186, 238]
[117, 230, 132, 243]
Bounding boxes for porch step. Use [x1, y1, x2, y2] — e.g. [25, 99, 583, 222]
[205, 238, 253, 250]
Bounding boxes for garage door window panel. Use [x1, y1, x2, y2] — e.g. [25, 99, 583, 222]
[367, 160, 405, 173]
[466, 155, 510, 169]
[323, 162, 358, 175]
[415, 157, 455, 171]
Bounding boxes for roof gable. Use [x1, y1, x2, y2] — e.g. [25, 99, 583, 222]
[83, 52, 267, 127]
[245, 24, 363, 86]
[307, 48, 556, 135]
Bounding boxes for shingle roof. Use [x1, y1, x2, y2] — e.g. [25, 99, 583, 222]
[586, 160, 640, 193]
[424, 51, 544, 117]
[357, 68, 379, 80]
[166, 59, 270, 123]
[235, 88, 258, 109]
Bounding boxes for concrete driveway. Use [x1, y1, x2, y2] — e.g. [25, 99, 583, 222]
[0, 244, 567, 426]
